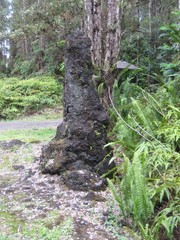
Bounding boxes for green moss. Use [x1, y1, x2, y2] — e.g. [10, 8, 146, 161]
[25, 218, 73, 240]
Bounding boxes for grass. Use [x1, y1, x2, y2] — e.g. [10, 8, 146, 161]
[0, 106, 74, 240]
[0, 124, 73, 240]
[0, 207, 73, 240]
[0, 128, 56, 142]
[23, 217, 73, 240]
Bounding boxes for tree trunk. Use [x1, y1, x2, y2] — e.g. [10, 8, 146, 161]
[84, 0, 121, 106]
[84, 0, 103, 67]
[38, 34, 45, 71]
[22, 0, 29, 61]
[103, 0, 120, 75]
[23, 37, 29, 61]
[148, 0, 153, 38]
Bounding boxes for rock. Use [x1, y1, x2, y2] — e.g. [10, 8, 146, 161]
[62, 170, 106, 191]
[12, 165, 25, 171]
[0, 139, 25, 150]
[40, 29, 115, 190]
[83, 192, 106, 202]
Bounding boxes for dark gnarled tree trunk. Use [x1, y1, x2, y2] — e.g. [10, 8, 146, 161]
[40, 30, 114, 191]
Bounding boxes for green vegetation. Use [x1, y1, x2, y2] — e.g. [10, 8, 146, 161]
[0, 128, 56, 142]
[23, 217, 73, 240]
[0, 76, 62, 119]
[0, 1, 179, 239]
[0, 140, 73, 240]
[108, 79, 180, 240]
[0, 206, 73, 240]
[107, 18, 180, 240]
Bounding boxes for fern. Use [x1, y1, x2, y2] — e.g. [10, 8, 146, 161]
[131, 98, 154, 135]
[108, 153, 154, 226]
[152, 198, 180, 240]
[108, 75, 179, 239]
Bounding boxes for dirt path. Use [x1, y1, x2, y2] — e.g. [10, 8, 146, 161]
[0, 119, 62, 131]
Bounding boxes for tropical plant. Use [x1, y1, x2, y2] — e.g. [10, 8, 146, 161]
[159, 11, 180, 80]
[107, 75, 180, 239]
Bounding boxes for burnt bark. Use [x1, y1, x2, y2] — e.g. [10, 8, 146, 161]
[40, 30, 114, 191]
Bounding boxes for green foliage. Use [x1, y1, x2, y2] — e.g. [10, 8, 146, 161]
[159, 11, 180, 80]
[22, 217, 73, 240]
[108, 18, 179, 238]
[0, 75, 62, 119]
[6, 0, 83, 76]
[107, 153, 154, 226]
[0, 235, 11, 240]
[108, 77, 180, 239]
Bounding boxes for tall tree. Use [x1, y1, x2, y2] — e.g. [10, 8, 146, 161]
[84, 0, 121, 105]
[9, 0, 83, 76]
[0, 0, 10, 72]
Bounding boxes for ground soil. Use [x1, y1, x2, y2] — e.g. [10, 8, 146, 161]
[0, 120, 133, 240]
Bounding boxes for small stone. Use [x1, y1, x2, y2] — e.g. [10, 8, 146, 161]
[47, 179, 55, 184]
[23, 197, 32, 202]
[26, 203, 35, 209]
[38, 212, 47, 218]
[62, 170, 106, 191]
[12, 165, 25, 171]
[83, 192, 106, 202]
[0, 139, 25, 150]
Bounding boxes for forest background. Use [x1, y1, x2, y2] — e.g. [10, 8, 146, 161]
[0, 1, 179, 240]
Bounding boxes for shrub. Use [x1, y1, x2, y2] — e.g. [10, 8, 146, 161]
[108, 78, 180, 239]
[0, 75, 62, 119]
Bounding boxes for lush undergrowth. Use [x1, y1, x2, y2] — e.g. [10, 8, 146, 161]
[107, 17, 180, 240]
[0, 75, 62, 120]
[108, 78, 179, 239]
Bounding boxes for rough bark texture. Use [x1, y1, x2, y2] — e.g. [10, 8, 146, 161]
[40, 30, 114, 191]
[84, 0, 120, 71]
[84, 0, 121, 106]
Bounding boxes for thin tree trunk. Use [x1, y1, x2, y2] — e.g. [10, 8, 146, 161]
[24, 37, 29, 60]
[22, 0, 29, 60]
[148, 0, 153, 37]
[38, 34, 45, 71]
